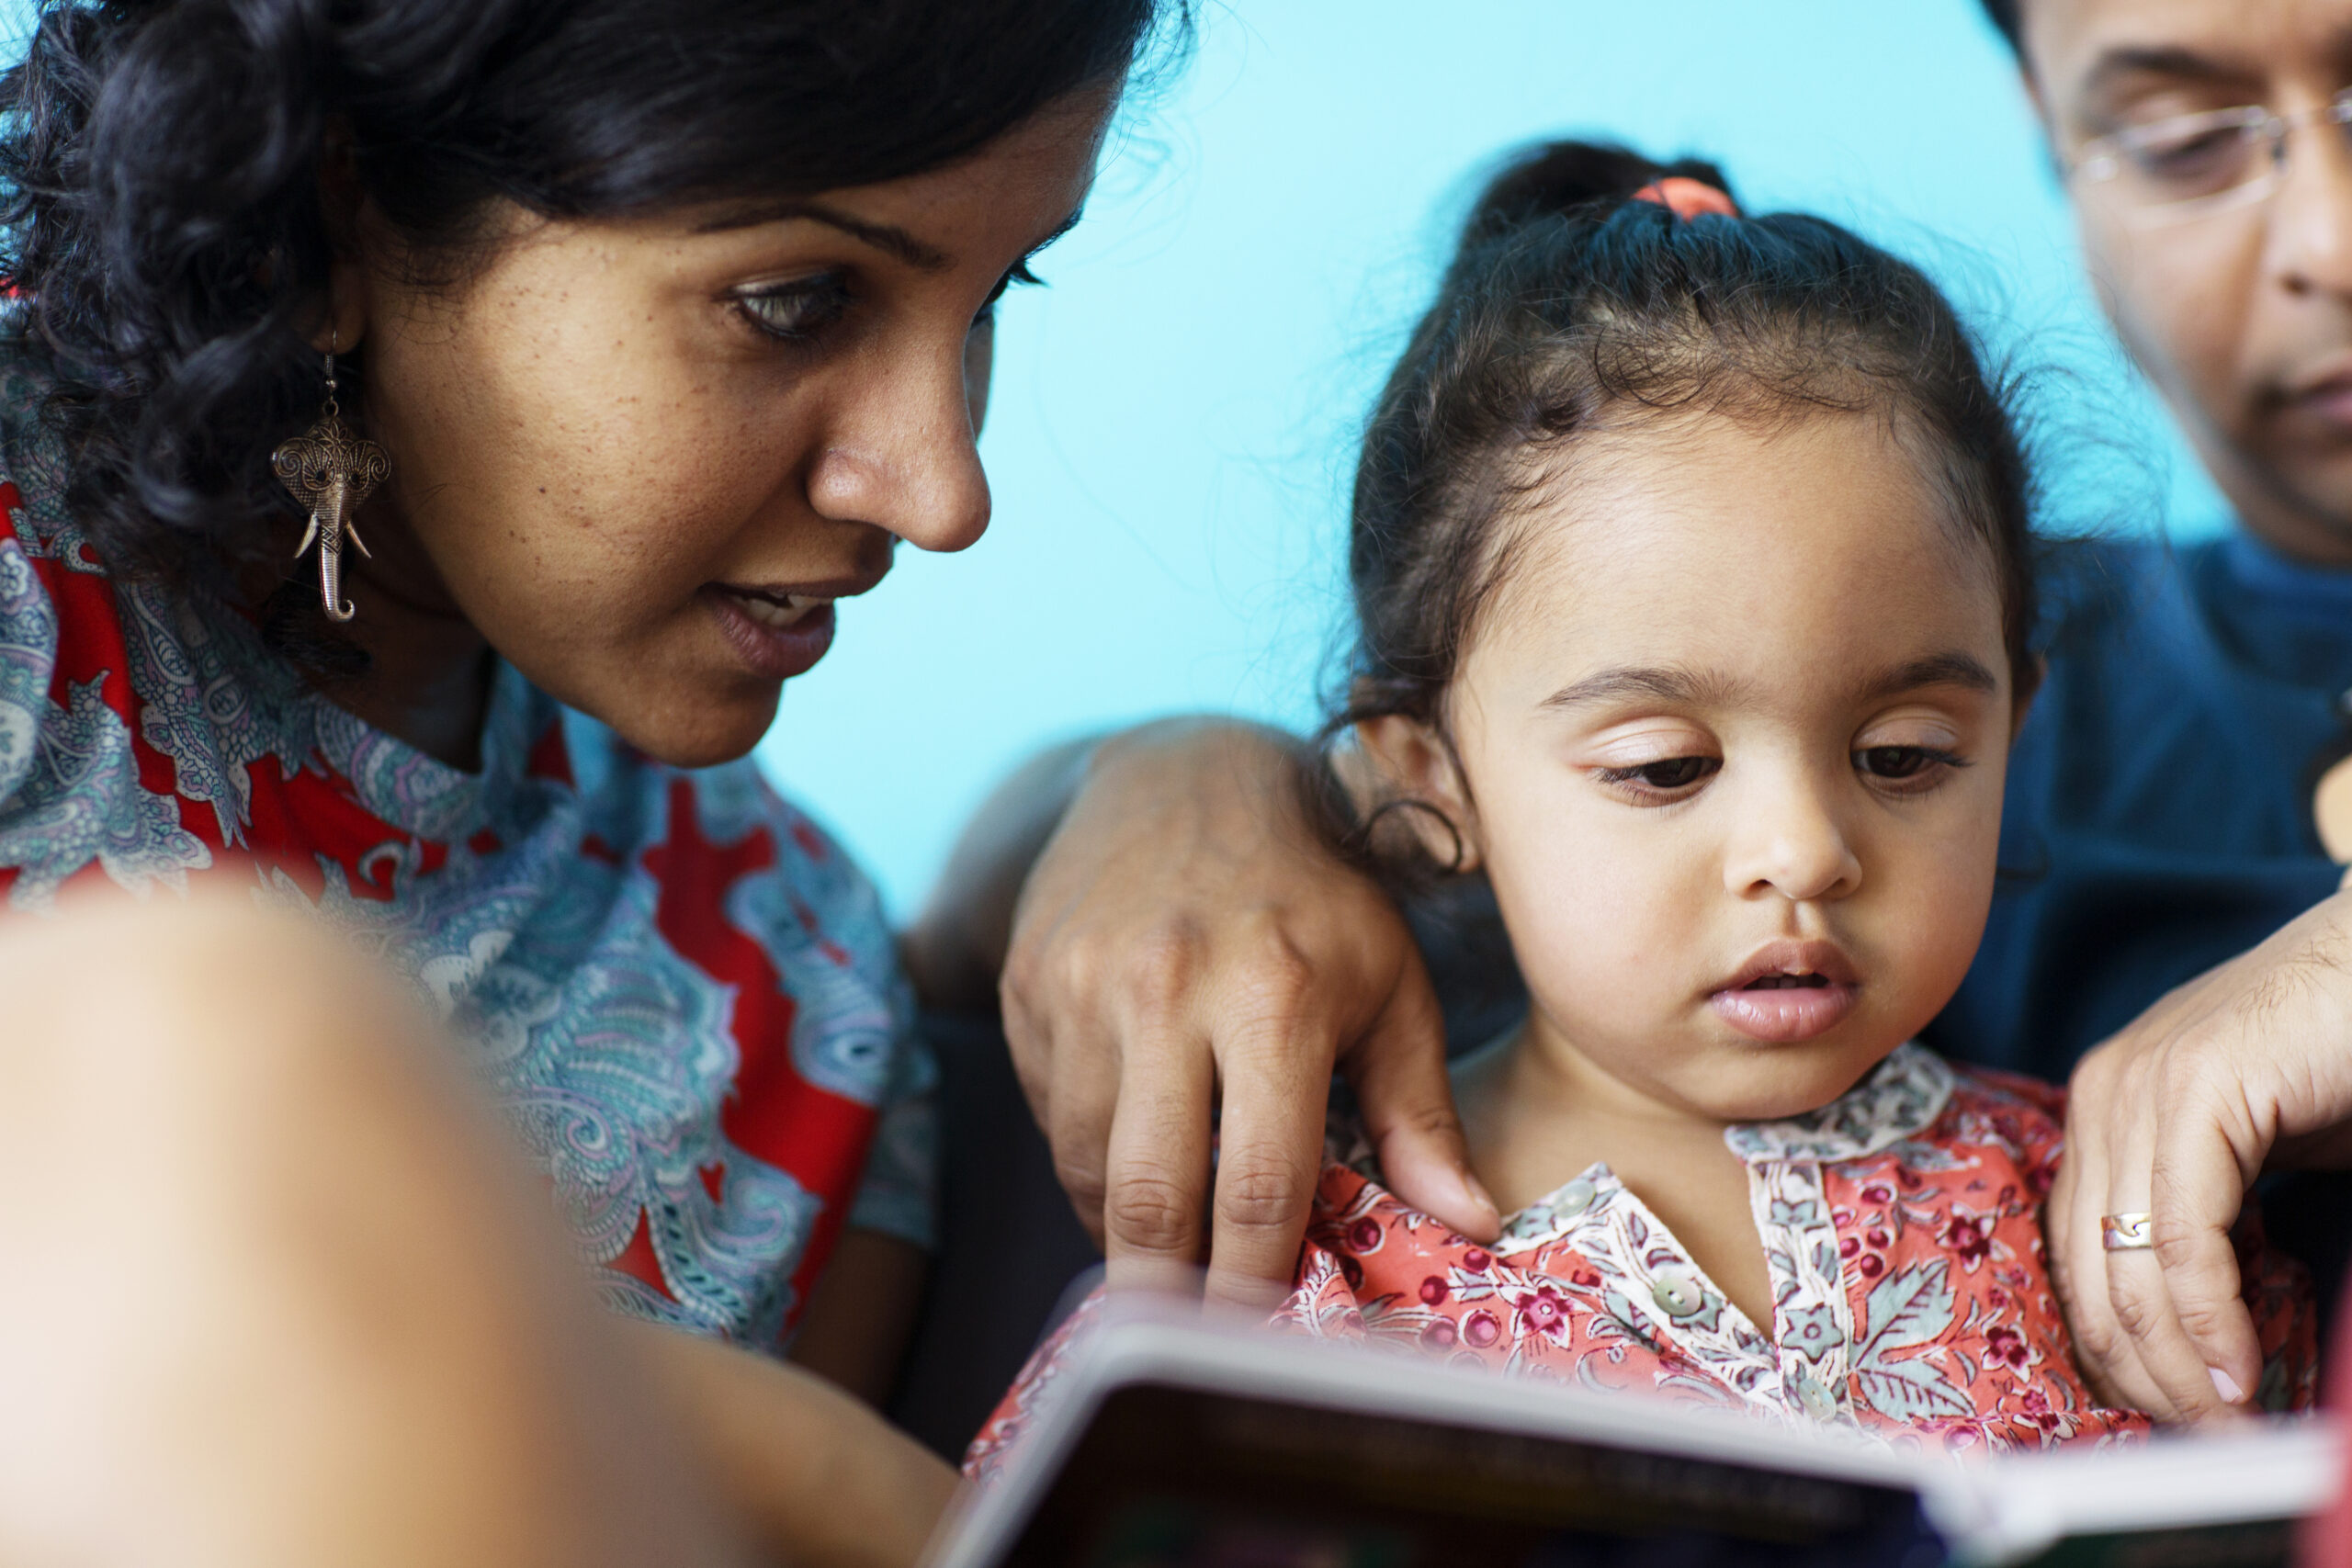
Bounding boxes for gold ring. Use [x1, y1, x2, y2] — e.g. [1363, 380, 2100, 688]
[2101, 1212, 2154, 1251]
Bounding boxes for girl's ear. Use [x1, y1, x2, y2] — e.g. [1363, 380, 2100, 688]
[1351, 715, 1483, 874]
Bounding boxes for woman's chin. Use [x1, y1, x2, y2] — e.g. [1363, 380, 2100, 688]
[605, 681, 784, 771]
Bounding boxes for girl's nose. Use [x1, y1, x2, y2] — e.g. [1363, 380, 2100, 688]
[1722, 773, 1863, 905]
[804, 340, 992, 554]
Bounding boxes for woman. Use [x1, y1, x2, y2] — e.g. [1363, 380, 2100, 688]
[0, 1, 1170, 1562]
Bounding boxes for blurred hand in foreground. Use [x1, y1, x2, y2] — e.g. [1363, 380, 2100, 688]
[2050, 886, 2352, 1424]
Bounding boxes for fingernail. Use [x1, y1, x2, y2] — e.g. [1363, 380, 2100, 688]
[2210, 1367, 2245, 1404]
[1463, 1173, 1500, 1225]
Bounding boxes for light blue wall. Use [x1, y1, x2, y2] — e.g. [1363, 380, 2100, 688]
[763, 1, 2224, 917]
[1, 2, 2223, 917]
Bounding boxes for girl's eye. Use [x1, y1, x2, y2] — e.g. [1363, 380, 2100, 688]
[1597, 755, 1720, 797]
[734, 273, 853, 343]
[1855, 745, 1963, 787]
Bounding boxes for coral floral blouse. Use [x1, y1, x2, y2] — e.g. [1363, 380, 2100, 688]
[971, 1044, 2316, 1474]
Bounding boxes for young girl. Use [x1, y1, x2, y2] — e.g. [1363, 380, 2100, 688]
[972, 142, 2316, 1465]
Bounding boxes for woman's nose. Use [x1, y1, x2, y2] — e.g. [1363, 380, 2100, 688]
[1722, 772, 1863, 905]
[804, 340, 992, 554]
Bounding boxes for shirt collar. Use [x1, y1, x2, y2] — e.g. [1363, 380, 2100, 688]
[1720, 1043, 1953, 1166]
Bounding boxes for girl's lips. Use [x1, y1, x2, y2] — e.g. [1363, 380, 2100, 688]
[703, 587, 837, 680]
[1709, 981, 1858, 1044]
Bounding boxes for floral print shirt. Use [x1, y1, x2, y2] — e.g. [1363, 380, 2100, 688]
[969, 1044, 2315, 1474]
[0, 338, 933, 1350]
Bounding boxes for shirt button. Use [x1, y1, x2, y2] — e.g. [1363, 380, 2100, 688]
[1793, 1371, 1838, 1421]
[1652, 1269, 1703, 1318]
[1554, 1179, 1597, 1218]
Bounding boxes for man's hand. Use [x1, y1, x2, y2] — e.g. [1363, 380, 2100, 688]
[999, 719, 1499, 1309]
[2050, 887, 2352, 1423]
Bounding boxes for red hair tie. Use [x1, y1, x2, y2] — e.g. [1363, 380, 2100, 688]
[1633, 177, 1740, 221]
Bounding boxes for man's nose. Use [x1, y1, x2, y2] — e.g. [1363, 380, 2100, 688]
[1721, 767, 1863, 906]
[2268, 113, 2352, 301]
[804, 339, 992, 555]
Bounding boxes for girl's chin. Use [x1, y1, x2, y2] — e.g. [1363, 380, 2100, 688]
[1670, 1036, 1904, 1125]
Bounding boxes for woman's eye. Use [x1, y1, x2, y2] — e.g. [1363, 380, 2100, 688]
[1855, 745, 1962, 784]
[734, 274, 853, 343]
[1597, 755, 1720, 795]
[975, 259, 1044, 329]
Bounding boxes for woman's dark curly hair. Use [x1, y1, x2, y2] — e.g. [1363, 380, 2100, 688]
[0, 0, 1173, 665]
[1325, 139, 2037, 886]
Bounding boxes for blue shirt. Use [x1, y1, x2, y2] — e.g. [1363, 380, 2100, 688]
[1925, 534, 2352, 1077]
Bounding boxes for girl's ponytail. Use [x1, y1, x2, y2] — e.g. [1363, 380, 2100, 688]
[1454, 141, 1735, 251]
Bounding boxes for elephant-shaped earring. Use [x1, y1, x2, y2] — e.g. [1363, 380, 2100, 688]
[273, 337, 390, 624]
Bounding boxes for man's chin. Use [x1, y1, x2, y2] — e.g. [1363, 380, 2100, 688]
[2208, 434, 2352, 565]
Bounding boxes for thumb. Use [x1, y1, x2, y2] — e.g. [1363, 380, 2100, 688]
[1343, 951, 1500, 1241]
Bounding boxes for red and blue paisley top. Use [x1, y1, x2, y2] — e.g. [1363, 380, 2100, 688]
[0, 346, 932, 1349]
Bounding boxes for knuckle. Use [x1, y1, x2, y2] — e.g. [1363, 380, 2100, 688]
[2172, 1292, 2242, 1342]
[2107, 1282, 2164, 1341]
[2047, 1254, 2078, 1308]
[2149, 1227, 2216, 1273]
[1034, 933, 1105, 1005]
[1387, 1100, 1467, 1142]
[1052, 1150, 1108, 1210]
[2071, 1039, 2123, 1091]
[2070, 1313, 2124, 1368]
[1122, 923, 1210, 1010]
[1104, 1172, 1201, 1253]
[1216, 1154, 1313, 1234]
[1231, 927, 1317, 1007]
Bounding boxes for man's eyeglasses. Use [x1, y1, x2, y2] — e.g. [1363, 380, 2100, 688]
[2069, 90, 2352, 227]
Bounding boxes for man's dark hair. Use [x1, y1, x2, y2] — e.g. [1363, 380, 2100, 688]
[0, 0, 1178, 664]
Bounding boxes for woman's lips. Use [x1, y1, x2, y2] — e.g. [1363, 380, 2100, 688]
[703, 586, 837, 680]
[1709, 978, 1859, 1044]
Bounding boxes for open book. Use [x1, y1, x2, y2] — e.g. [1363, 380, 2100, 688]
[926, 1299, 2342, 1568]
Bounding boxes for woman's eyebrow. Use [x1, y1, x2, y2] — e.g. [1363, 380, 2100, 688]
[1859, 651, 1998, 700]
[694, 200, 955, 271]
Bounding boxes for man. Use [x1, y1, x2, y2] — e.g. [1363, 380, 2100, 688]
[1958, 0, 2352, 1426]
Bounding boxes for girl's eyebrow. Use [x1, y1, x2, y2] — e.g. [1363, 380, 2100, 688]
[1544, 665, 1747, 711]
[1543, 650, 1996, 713]
[1860, 651, 1997, 700]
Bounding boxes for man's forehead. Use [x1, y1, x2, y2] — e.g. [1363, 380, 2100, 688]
[2025, 0, 2352, 96]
